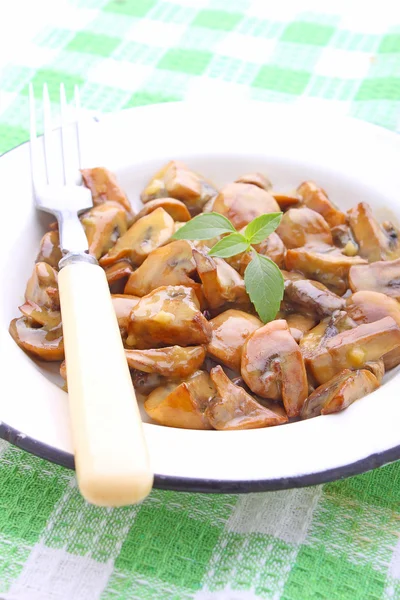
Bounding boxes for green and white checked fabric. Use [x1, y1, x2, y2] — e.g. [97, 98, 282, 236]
[1, 0, 400, 598]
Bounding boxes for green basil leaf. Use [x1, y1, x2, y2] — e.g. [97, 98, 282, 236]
[244, 252, 284, 323]
[172, 212, 236, 240]
[208, 233, 250, 258]
[244, 212, 282, 244]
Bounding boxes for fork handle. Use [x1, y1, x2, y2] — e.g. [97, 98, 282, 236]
[58, 255, 153, 506]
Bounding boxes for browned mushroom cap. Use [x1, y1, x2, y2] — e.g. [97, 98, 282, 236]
[104, 261, 133, 291]
[285, 313, 317, 342]
[207, 309, 262, 372]
[331, 224, 359, 256]
[125, 346, 206, 378]
[273, 194, 300, 210]
[212, 182, 280, 230]
[36, 230, 62, 268]
[205, 365, 287, 430]
[308, 316, 400, 384]
[131, 197, 191, 224]
[299, 310, 357, 360]
[241, 319, 308, 417]
[347, 202, 398, 262]
[111, 294, 139, 338]
[297, 181, 346, 227]
[81, 167, 133, 217]
[140, 161, 218, 214]
[346, 291, 400, 370]
[226, 232, 286, 275]
[235, 173, 272, 191]
[124, 240, 200, 298]
[193, 249, 250, 311]
[81, 203, 128, 260]
[100, 207, 175, 268]
[281, 270, 305, 282]
[131, 370, 167, 395]
[9, 317, 64, 361]
[126, 285, 212, 349]
[300, 368, 379, 419]
[144, 370, 215, 429]
[349, 258, 400, 301]
[283, 279, 345, 318]
[19, 301, 61, 329]
[25, 262, 59, 311]
[286, 246, 367, 295]
[276, 207, 332, 249]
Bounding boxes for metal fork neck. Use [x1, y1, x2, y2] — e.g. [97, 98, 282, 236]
[59, 252, 98, 269]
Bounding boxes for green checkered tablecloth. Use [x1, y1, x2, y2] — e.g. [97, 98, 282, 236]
[1, 1, 400, 598]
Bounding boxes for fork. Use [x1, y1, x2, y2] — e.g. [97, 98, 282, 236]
[29, 83, 153, 506]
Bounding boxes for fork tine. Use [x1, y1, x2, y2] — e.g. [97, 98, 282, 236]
[29, 83, 39, 190]
[59, 83, 74, 185]
[74, 85, 82, 169]
[42, 83, 54, 185]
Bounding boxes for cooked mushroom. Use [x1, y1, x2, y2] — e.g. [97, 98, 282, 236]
[297, 181, 346, 227]
[347, 202, 397, 262]
[283, 278, 345, 318]
[273, 194, 300, 210]
[276, 207, 332, 248]
[286, 245, 367, 295]
[227, 232, 286, 275]
[144, 370, 215, 429]
[349, 258, 400, 301]
[60, 360, 67, 381]
[111, 294, 139, 339]
[104, 260, 133, 291]
[205, 365, 287, 430]
[9, 317, 64, 361]
[300, 369, 380, 419]
[299, 310, 357, 360]
[141, 161, 218, 214]
[207, 309, 262, 372]
[193, 249, 250, 311]
[235, 173, 272, 191]
[241, 319, 308, 417]
[19, 301, 61, 329]
[308, 317, 400, 384]
[285, 313, 317, 342]
[81, 202, 128, 260]
[256, 397, 289, 422]
[364, 359, 385, 383]
[126, 285, 212, 349]
[100, 207, 175, 268]
[36, 230, 62, 268]
[125, 346, 206, 378]
[124, 240, 200, 298]
[81, 167, 133, 217]
[131, 370, 167, 395]
[131, 197, 191, 224]
[212, 182, 280, 230]
[25, 262, 59, 311]
[331, 224, 359, 256]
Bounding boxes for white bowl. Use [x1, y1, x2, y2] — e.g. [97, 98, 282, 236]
[1, 101, 400, 493]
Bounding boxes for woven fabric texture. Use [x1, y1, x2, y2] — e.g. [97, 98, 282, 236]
[1, 0, 400, 598]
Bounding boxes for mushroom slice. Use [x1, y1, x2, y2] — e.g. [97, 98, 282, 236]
[125, 346, 206, 379]
[346, 290, 400, 370]
[277, 207, 332, 249]
[144, 370, 214, 429]
[297, 181, 346, 227]
[81, 203, 128, 259]
[284, 279, 345, 318]
[364, 359, 385, 383]
[100, 207, 175, 268]
[227, 232, 285, 275]
[308, 316, 400, 384]
[81, 167, 133, 217]
[104, 261, 133, 291]
[347, 202, 394, 262]
[205, 365, 287, 430]
[193, 249, 250, 310]
[235, 172, 272, 191]
[111, 294, 139, 339]
[131, 197, 191, 224]
[19, 301, 61, 329]
[286, 246, 367, 295]
[36, 230, 62, 268]
[141, 161, 218, 214]
[257, 398, 289, 422]
[331, 224, 359, 256]
[300, 369, 379, 419]
[131, 370, 167, 395]
[25, 262, 59, 310]
[273, 194, 300, 210]
[9, 317, 64, 361]
[126, 285, 212, 349]
[212, 182, 280, 230]
[241, 319, 308, 417]
[124, 240, 199, 297]
[349, 258, 400, 301]
[207, 309, 262, 372]
[285, 313, 317, 342]
[299, 310, 356, 360]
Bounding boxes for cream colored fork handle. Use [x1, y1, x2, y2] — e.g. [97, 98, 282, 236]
[58, 261, 153, 506]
